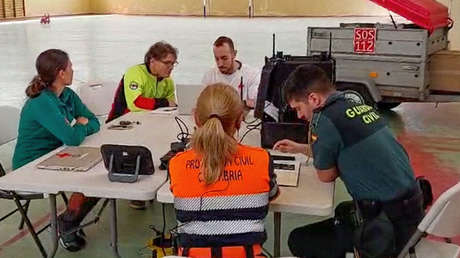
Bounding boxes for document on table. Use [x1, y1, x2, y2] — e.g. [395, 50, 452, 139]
[269, 150, 300, 187]
[150, 107, 178, 115]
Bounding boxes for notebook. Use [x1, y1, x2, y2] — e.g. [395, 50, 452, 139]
[36, 146, 102, 172]
[269, 150, 300, 187]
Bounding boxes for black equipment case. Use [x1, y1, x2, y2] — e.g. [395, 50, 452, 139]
[255, 51, 336, 148]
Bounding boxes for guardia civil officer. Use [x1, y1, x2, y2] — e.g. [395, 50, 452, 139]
[274, 65, 424, 258]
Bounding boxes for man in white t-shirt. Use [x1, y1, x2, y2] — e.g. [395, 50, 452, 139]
[201, 36, 261, 108]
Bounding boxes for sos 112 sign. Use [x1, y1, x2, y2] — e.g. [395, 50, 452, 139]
[354, 28, 376, 54]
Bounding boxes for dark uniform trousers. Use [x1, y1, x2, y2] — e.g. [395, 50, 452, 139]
[288, 184, 424, 258]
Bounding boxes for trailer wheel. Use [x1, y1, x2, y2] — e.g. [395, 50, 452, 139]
[342, 90, 365, 105]
[377, 102, 401, 110]
[336, 82, 375, 107]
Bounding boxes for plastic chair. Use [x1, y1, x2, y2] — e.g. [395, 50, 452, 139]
[78, 81, 117, 117]
[0, 105, 67, 257]
[398, 181, 460, 258]
[0, 106, 20, 145]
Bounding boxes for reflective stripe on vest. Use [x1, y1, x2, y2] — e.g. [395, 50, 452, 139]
[177, 219, 265, 235]
[174, 192, 269, 211]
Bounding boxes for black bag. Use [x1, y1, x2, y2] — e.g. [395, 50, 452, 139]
[416, 176, 433, 209]
[255, 52, 336, 123]
[101, 144, 154, 183]
[255, 52, 335, 148]
[353, 208, 396, 258]
[334, 201, 396, 258]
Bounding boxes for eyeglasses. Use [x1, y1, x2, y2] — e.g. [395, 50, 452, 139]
[157, 59, 179, 67]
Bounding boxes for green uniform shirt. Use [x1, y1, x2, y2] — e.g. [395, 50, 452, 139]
[311, 92, 415, 201]
[124, 64, 175, 112]
[12, 88, 100, 169]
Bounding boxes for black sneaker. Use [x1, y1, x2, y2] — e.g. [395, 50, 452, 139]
[59, 230, 86, 252]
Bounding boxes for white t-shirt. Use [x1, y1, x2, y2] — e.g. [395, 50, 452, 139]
[201, 63, 261, 101]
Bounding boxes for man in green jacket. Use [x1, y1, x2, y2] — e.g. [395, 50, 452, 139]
[107, 41, 178, 122]
[107, 41, 178, 209]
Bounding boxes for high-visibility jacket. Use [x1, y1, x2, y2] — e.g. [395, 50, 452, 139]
[106, 64, 175, 122]
[169, 144, 278, 257]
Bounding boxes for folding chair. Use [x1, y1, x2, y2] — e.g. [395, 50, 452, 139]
[78, 80, 117, 120]
[398, 181, 460, 258]
[0, 105, 68, 257]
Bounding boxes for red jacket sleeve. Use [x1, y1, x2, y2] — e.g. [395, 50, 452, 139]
[133, 96, 169, 110]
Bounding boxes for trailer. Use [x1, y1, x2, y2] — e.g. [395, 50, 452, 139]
[307, 0, 460, 109]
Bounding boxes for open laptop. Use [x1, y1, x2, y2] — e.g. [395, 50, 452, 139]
[37, 146, 102, 172]
[176, 84, 205, 115]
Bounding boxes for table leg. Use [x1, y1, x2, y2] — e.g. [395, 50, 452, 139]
[274, 212, 281, 257]
[110, 199, 121, 258]
[48, 194, 58, 258]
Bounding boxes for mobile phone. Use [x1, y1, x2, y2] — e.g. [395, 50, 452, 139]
[108, 124, 133, 130]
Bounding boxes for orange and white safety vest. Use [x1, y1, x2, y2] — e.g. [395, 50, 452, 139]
[169, 144, 278, 257]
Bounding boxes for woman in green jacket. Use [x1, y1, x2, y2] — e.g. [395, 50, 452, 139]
[12, 49, 100, 252]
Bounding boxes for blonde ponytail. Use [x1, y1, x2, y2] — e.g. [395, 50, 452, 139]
[192, 84, 244, 185]
[193, 116, 237, 184]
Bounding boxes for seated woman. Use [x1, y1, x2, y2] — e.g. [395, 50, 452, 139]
[12, 49, 100, 252]
[169, 83, 279, 258]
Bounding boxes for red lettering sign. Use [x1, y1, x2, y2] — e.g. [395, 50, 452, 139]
[354, 28, 376, 54]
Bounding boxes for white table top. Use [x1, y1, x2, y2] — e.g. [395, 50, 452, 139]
[0, 111, 334, 215]
[0, 112, 181, 200]
[156, 114, 335, 217]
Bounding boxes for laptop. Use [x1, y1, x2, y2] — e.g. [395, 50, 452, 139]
[37, 146, 102, 172]
[176, 84, 205, 115]
[269, 150, 300, 187]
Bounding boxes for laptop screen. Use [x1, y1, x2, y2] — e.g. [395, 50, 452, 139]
[176, 84, 205, 115]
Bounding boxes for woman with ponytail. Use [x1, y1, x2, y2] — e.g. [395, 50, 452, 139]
[169, 83, 278, 258]
[12, 49, 100, 252]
